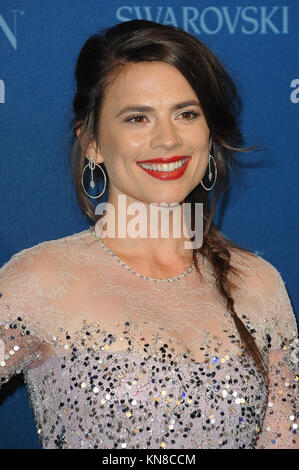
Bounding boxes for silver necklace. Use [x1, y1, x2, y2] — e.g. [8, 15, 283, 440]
[89, 225, 196, 283]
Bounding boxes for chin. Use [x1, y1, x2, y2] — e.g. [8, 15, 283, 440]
[150, 191, 187, 206]
[150, 199, 183, 207]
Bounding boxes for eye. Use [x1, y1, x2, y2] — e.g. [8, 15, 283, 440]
[124, 110, 200, 125]
[124, 114, 147, 125]
[178, 110, 200, 121]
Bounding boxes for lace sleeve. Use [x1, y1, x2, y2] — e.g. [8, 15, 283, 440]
[0, 244, 57, 388]
[253, 265, 298, 449]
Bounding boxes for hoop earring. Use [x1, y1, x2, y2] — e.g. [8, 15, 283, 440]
[200, 153, 217, 191]
[81, 156, 107, 199]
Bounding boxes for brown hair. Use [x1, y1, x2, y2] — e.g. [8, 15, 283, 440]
[70, 19, 269, 386]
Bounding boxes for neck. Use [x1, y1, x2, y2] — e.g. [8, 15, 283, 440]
[94, 193, 201, 264]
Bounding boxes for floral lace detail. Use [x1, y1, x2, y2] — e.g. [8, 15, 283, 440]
[0, 228, 298, 449]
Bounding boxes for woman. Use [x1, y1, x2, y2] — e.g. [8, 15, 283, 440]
[0, 20, 297, 449]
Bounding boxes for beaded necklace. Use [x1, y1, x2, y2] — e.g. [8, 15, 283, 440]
[89, 225, 196, 283]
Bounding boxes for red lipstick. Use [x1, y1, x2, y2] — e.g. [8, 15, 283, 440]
[137, 155, 189, 164]
[136, 156, 191, 181]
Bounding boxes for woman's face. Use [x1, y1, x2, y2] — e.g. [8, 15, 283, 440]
[90, 61, 211, 206]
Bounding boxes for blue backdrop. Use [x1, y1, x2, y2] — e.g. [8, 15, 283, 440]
[0, 0, 298, 449]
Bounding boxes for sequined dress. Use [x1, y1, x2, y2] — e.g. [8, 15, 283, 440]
[0, 225, 298, 449]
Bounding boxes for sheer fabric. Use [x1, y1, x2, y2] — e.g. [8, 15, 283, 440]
[0, 226, 297, 449]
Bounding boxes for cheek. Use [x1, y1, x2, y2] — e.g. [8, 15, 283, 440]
[120, 129, 147, 152]
[100, 139, 134, 179]
[195, 137, 209, 155]
[193, 124, 210, 145]
[106, 127, 144, 154]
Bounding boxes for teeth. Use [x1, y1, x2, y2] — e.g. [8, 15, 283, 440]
[138, 158, 187, 172]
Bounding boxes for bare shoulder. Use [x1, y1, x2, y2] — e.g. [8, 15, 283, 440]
[228, 247, 284, 296]
[0, 228, 91, 282]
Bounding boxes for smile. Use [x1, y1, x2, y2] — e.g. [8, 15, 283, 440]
[136, 157, 191, 180]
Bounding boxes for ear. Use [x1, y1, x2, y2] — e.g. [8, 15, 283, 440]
[76, 127, 104, 164]
[86, 138, 105, 165]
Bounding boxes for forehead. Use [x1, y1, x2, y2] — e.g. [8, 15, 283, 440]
[103, 62, 196, 106]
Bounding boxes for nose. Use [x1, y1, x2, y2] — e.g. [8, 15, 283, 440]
[150, 117, 182, 150]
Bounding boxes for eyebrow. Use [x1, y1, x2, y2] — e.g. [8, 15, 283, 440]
[115, 100, 201, 118]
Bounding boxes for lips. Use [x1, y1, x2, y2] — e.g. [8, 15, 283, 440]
[136, 156, 191, 181]
[136, 155, 190, 164]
